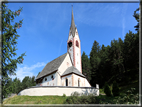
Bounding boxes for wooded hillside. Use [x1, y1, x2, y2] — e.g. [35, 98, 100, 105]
[82, 8, 139, 89]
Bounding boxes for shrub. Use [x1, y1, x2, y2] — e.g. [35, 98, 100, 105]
[115, 88, 139, 104]
[65, 96, 74, 104]
[65, 96, 81, 104]
[112, 81, 120, 96]
[79, 95, 89, 104]
[104, 82, 112, 97]
[65, 92, 80, 104]
[65, 88, 139, 104]
[65, 92, 96, 104]
[71, 91, 80, 96]
[62, 93, 66, 97]
[88, 94, 96, 103]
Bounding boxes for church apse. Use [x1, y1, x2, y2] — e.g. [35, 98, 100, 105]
[61, 74, 73, 86]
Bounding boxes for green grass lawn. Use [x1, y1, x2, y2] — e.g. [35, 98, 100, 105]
[3, 95, 67, 104]
[3, 94, 119, 104]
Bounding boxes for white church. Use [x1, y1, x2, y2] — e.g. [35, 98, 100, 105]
[36, 8, 91, 87]
[19, 8, 99, 96]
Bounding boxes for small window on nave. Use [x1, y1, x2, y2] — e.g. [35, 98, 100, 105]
[51, 75, 54, 80]
[76, 40, 79, 47]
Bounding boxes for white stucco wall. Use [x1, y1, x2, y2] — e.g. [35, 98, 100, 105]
[74, 41, 81, 72]
[67, 32, 73, 42]
[85, 78, 91, 87]
[74, 29, 81, 72]
[72, 74, 91, 87]
[68, 46, 73, 63]
[73, 74, 84, 87]
[61, 74, 72, 86]
[58, 53, 72, 76]
[56, 53, 72, 86]
[67, 33, 74, 63]
[18, 87, 99, 96]
[56, 72, 61, 86]
[37, 72, 57, 86]
[74, 29, 80, 40]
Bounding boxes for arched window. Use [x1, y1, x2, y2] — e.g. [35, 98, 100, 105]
[51, 75, 54, 80]
[68, 41, 72, 48]
[76, 40, 79, 47]
[78, 79, 80, 87]
[66, 78, 68, 86]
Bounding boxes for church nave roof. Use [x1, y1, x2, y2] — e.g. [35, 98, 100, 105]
[36, 53, 68, 80]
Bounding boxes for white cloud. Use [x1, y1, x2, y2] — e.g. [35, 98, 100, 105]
[11, 62, 46, 81]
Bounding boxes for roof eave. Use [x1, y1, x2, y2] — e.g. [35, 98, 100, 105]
[61, 72, 85, 78]
[36, 70, 58, 80]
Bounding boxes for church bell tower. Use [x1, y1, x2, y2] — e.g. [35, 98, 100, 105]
[67, 7, 82, 73]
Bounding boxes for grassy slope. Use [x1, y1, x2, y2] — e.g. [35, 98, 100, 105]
[3, 95, 67, 104]
[3, 81, 139, 104]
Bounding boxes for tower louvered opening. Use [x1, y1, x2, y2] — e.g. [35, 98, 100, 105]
[68, 41, 72, 48]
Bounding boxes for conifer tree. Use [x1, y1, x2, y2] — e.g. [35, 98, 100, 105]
[21, 76, 34, 89]
[133, 8, 139, 31]
[89, 40, 101, 86]
[2, 3, 26, 99]
[104, 82, 111, 97]
[97, 45, 111, 88]
[88, 8, 139, 89]
[112, 81, 120, 96]
[81, 51, 91, 82]
[31, 76, 36, 86]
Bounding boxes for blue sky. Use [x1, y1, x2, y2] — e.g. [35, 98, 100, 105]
[7, 2, 139, 81]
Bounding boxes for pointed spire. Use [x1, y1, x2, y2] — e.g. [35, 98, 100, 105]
[70, 5, 76, 37]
